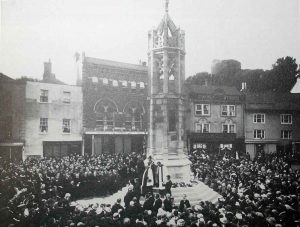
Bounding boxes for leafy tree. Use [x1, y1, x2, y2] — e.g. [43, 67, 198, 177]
[270, 56, 298, 92]
[234, 69, 264, 91]
[185, 72, 211, 85]
[16, 76, 40, 82]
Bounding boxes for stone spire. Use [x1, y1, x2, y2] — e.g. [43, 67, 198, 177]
[165, 0, 169, 13]
[147, 1, 190, 183]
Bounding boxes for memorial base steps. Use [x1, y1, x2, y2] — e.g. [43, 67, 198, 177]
[171, 181, 222, 206]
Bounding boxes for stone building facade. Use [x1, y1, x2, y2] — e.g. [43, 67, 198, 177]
[82, 56, 148, 155]
[186, 84, 245, 154]
[24, 81, 82, 158]
[0, 62, 83, 161]
[244, 92, 300, 159]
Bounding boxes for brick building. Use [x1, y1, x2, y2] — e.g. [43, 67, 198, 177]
[82, 55, 148, 155]
[186, 83, 245, 153]
[0, 74, 26, 161]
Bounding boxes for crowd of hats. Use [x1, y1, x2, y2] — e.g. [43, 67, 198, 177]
[189, 150, 300, 226]
[1, 150, 300, 226]
[0, 153, 145, 226]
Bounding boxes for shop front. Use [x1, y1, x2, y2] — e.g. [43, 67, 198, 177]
[0, 142, 24, 162]
[245, 140, 278, 160]
[84, 131, 147, 155]
[187, 132, 242, 155]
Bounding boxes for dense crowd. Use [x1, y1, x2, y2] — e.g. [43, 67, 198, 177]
[0, 150, 300, 226]
[0, 153, 145, 226]
[191, 150, 300, 226]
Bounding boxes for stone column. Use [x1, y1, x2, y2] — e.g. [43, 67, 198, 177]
[91, 135, 95, 156]
[163, 51, 168, 94]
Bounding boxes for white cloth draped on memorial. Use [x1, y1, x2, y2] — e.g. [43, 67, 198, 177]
[141, 161, 164, 189]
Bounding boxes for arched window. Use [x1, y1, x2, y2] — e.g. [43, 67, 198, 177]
[94, 99, 118, 130]
[112, 80, 118, 87]
[123, 102, 145, 131]
[222, 119, 236, 133]
[195, 119, 210, 133]
[168, 58, 176, 92]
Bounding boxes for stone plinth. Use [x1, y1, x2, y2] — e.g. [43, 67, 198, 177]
[148, 153, 191, 183]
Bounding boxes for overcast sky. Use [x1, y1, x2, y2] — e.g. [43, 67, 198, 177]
[1, 0, 300, 85]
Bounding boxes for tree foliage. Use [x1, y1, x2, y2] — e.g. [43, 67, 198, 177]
[185, 72, 211, 85]
[186, 57, 298, 93]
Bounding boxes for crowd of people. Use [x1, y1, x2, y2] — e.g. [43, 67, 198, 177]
[191, 150, 300, 226]
[0, 153, 145, 226]
[0, 149, 300, 226]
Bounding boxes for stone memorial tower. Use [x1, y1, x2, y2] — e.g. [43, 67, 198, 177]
[147, 0, 191, 183]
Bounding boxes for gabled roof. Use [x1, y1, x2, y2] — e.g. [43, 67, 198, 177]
[157, 13, 177, 35]
[245, 92, 300, 103]
[0, 73, 14, 83]
[84, 57, 147, 72]
[291, 78, 300, 93]
[245, 92, 300, 110]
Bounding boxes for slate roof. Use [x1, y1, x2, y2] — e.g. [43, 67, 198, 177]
[0, 73, 15, 83]
[186, 84, 242, 96]
[84, 57, 147, 72]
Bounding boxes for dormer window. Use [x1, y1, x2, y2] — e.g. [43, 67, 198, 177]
[140, 82, 145, 89]
[131, 81, 136, 89]
[103, 78, 109, 85]
[112, 80, 118, 87]
[121, 81, 128, 87]
[91, 77, 98, 83]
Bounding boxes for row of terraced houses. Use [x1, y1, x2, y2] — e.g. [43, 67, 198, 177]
[1, 56, 300, 161]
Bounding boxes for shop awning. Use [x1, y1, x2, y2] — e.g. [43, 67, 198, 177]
[188, 132, 236, 143]
[85, 131, 147, 135]
[0, 142, 24, 147]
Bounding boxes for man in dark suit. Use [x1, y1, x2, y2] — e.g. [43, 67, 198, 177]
[143, 193, 154, 211]
[124, 185, 135, 208]
[179, 194, 191, 212]
[164, 175, 172, 196]
[153, 193, 162, 214]
[112, 198, 124, 215]
[163, 193, 173, 212]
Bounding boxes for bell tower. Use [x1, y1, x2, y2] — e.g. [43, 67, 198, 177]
[147, 0, 191, 182]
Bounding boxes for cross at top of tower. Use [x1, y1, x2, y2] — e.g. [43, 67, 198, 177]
[165, 0, 169, 13]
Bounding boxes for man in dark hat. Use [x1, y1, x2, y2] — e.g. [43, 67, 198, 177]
[179, 194, 191, 212]
[143, 193, 154, 211]
[163, 193, 173, 212]
[112, 198, 124, 215]
[153, 193, 162, 214]
[164, 175, 172, 196]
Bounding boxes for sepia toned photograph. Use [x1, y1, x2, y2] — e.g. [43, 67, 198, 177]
[1, 0, 300, 226]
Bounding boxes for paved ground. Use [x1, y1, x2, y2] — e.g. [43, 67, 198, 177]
[76, 180, 222, 207]
[76, 186, 129, 207]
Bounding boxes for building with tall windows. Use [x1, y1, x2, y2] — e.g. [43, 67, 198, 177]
[244, 92, 300, 159]
[82, 55, 148, 155]
[24, 80, 82, 158]
[0, 61, 83, 161]
[185, 83, 245, 153]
